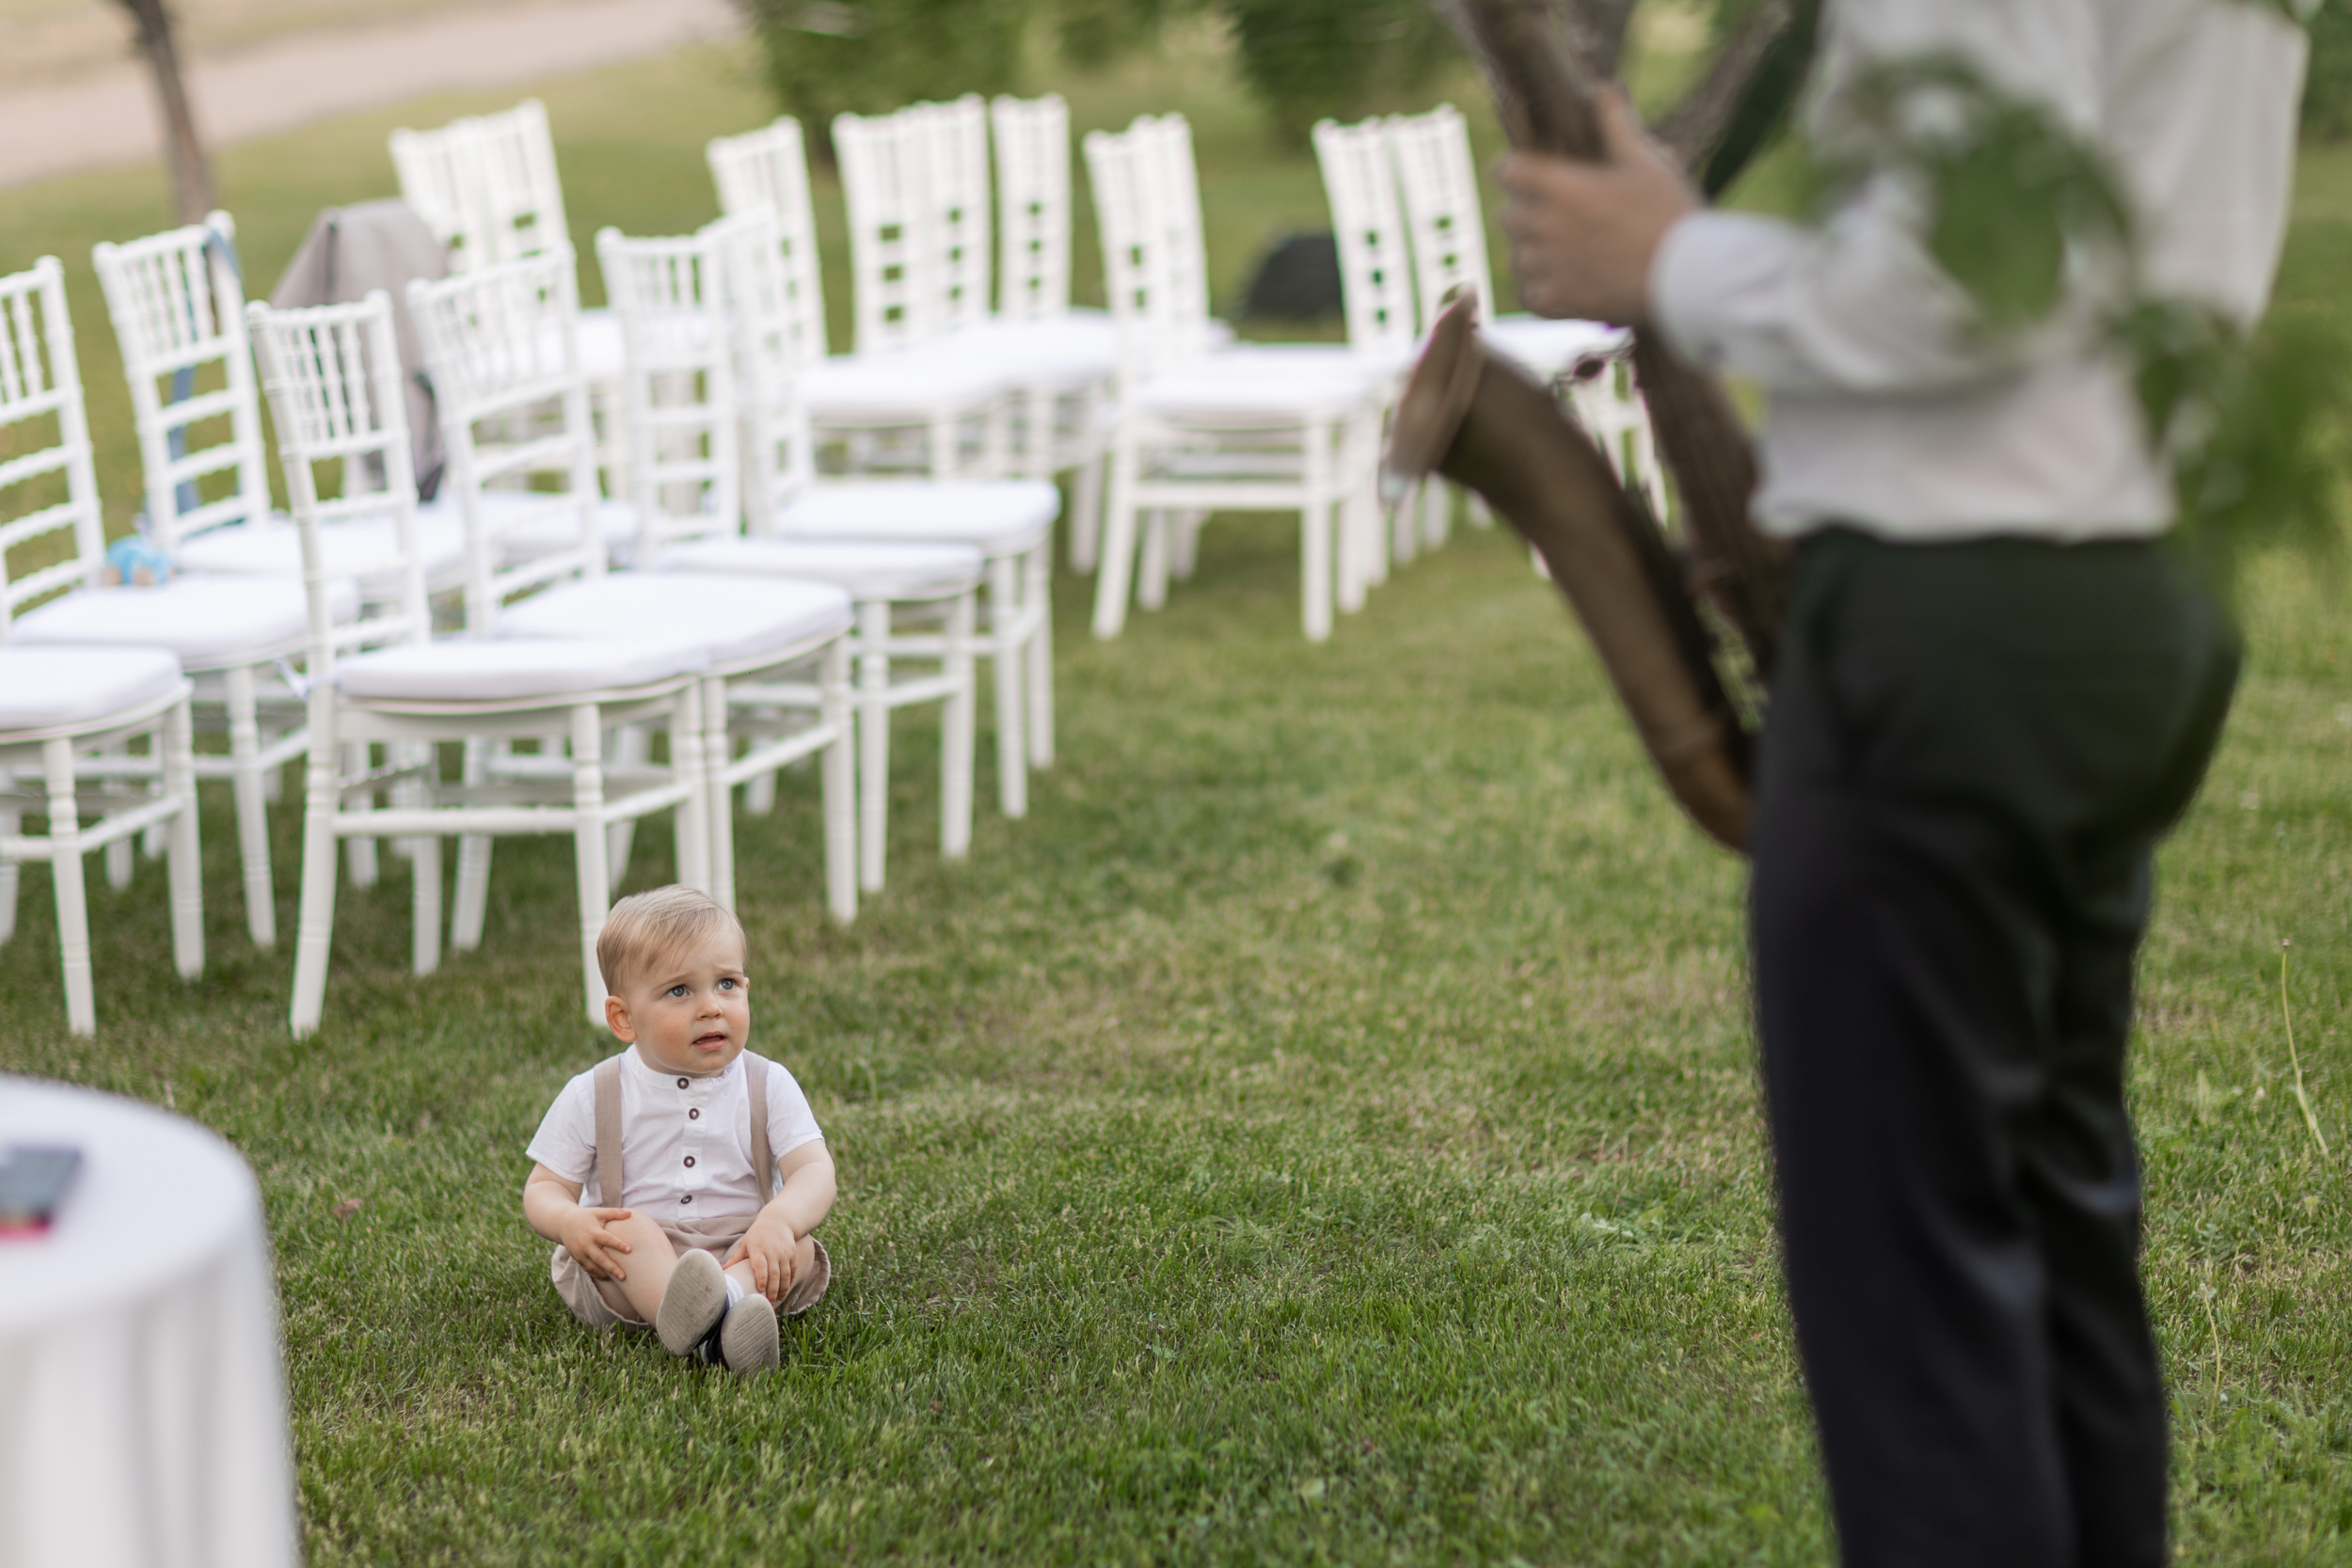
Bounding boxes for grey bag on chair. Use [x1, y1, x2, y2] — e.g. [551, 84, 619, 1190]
[271, 199, 450, 498]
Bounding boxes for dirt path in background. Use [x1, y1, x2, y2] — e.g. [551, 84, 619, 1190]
[0, 0, 739, 189]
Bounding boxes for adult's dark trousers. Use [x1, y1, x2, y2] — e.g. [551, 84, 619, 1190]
[1750, 528, 2238, 1568]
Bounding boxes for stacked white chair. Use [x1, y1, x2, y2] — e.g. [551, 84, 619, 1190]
[980, 93, 1117, 568]
[24, 230, 366, 949]
[0, 257, 206, 1035]
[1083, 115, 1391, 643]
[596, 217, 985, 894]
[710, 108, 1007, 479]
[708, 119, 1065, 816]
[248, 288, 728, 1034]
[389, 100, 633, 494]
[399, 249, 858, 934]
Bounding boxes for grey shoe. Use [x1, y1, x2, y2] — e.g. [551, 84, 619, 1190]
[654, 1249, 729, 1355]
[716, 1292, 779, 1377]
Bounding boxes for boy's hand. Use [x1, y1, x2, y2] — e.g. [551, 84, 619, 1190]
[725, 1211, 800, 1303]
[557, 1206, 635, 1281]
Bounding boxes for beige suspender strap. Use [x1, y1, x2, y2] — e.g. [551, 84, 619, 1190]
[745, 1053, 773, 1202]
[592, 1055, 626, 1207]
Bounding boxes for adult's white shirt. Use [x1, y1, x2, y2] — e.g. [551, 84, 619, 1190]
[1649, 0, 2309, 543]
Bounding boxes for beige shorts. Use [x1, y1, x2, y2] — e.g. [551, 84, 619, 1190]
[550, 1213, 832, 1330]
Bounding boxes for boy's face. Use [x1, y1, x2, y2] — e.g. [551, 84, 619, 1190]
[604, 929, 751, 1078]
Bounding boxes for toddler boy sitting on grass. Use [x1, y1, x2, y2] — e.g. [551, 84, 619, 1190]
[524, 885, 834, 1375]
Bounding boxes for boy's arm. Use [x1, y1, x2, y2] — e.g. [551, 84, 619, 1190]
[523, 1163, 639, 1281]
[727, 1142, 836, 1300]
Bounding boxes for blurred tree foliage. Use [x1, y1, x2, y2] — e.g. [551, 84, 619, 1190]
[732, 0, 1461, 155]
[2306, 0, 2352, 141]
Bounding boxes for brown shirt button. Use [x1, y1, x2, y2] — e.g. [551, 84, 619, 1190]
[683, 1156, 695, 1168]
[676, 1077, 690, 1089]
[679, 1194, 692, 1204]
[688, 1108, 699, 1120]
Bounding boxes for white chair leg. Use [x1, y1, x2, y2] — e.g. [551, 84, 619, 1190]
[744, 767, 778, 816]
[1090, 430, 1142, 639]
[451, 739, 494, 953]
[856, 599, 891, 895]
[410, 827, 442, 977]
[1170, 510, 1202, 582]
[288, 703, 343, 1038]
[344, 741, 380, 892]
[1070, 420, 1107, 573]
[1023, 544, 1054, 769]
[1391, 475, 1422, 570]
[222, 665, 278, 947]
[1302, 419, 1336, 642]
[0, 811, 18, 946]
[1469, 491, 1493, 528]
[942, 591, 976, 861]
[606, 724, 648, 883]
[1137, 510, 1170, 611]
[819, 639, 857, 923]
[680, 678, 718, 905]
[568, 704, 612, 1026]
[1423, 480, 1453, 549]
[162, 696, 204, 982]
[1339, 417, 1375, 614]
[43, 736, 96, 1035]
[988, 554, 1029, 820]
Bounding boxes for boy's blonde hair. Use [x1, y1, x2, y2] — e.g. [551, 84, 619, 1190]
[596, 885, 746, 995]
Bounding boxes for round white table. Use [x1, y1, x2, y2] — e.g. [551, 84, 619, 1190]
[0, 1077, 298, 1568]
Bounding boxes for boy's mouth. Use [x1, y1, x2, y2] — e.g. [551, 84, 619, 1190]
[691, 1030, 730, 1050]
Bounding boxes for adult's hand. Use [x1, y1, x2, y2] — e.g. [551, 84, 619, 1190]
[1498, 87, 1700, 326]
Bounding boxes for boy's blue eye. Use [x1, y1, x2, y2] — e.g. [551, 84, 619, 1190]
[668, 984, 689, 997]
[718, 977, 738, 990]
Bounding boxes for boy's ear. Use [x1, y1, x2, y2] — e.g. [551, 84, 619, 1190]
[604, 992, 636, 1041]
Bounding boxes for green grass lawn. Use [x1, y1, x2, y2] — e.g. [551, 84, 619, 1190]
[4, 35, 2351, 1568]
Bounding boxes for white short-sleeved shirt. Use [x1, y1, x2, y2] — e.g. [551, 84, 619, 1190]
[526, 1047, 823, 1223]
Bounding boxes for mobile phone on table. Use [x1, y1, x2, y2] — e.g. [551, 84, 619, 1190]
[0, 1145, 82, 1237]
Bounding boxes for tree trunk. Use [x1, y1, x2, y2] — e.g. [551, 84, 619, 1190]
[117, 0, 215, 224]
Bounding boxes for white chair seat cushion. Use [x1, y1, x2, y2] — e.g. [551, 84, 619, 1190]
[1483, 316, 1630, 376]
[766, 480, 1060, 557]
[800, 350, 1023, 416]
[1131, 364, 1386, 421]
[453, 493, 641, 566]
[494, 574, 853, 669]
[657, 538, 983, 600]
[0, 647, 185, 735]
[938, 318, 1118, 386]
[576, 309, 628, 380]
[175, 514, 467, 598]
[12, 578, 358, 669]
[334, 637, 706, 703]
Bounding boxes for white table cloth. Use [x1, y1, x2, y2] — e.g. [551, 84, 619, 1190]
[0, 1077, 298, 1568]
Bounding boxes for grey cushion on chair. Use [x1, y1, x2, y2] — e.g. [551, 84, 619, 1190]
[0, 646, 185, 735]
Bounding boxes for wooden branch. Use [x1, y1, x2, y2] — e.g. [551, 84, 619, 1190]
[116, 0, 215, 224]
[1651, 1, 1792, 170]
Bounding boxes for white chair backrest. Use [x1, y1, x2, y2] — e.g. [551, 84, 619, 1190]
[1387, 104, 1497, 328]
[715, 208, 818, 531]
[406, 249, 605, 633]
[1313, 116, 1419, 355]
[0, 258, 106, 640]
[834, 107, 935, 353]
[707, 118, 831, 361]
[1082, 116, 1200, 391]
[1139, 115, 1216, 358]
[991, 93, 1073, 321]
[913, 94, 993, 336]
[389, 100, 568, 274]
[596, 223, 741, 565]
[388, 119, 485, 269]
[246, 293, 433, 658]
[90, 212, 277, 550]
